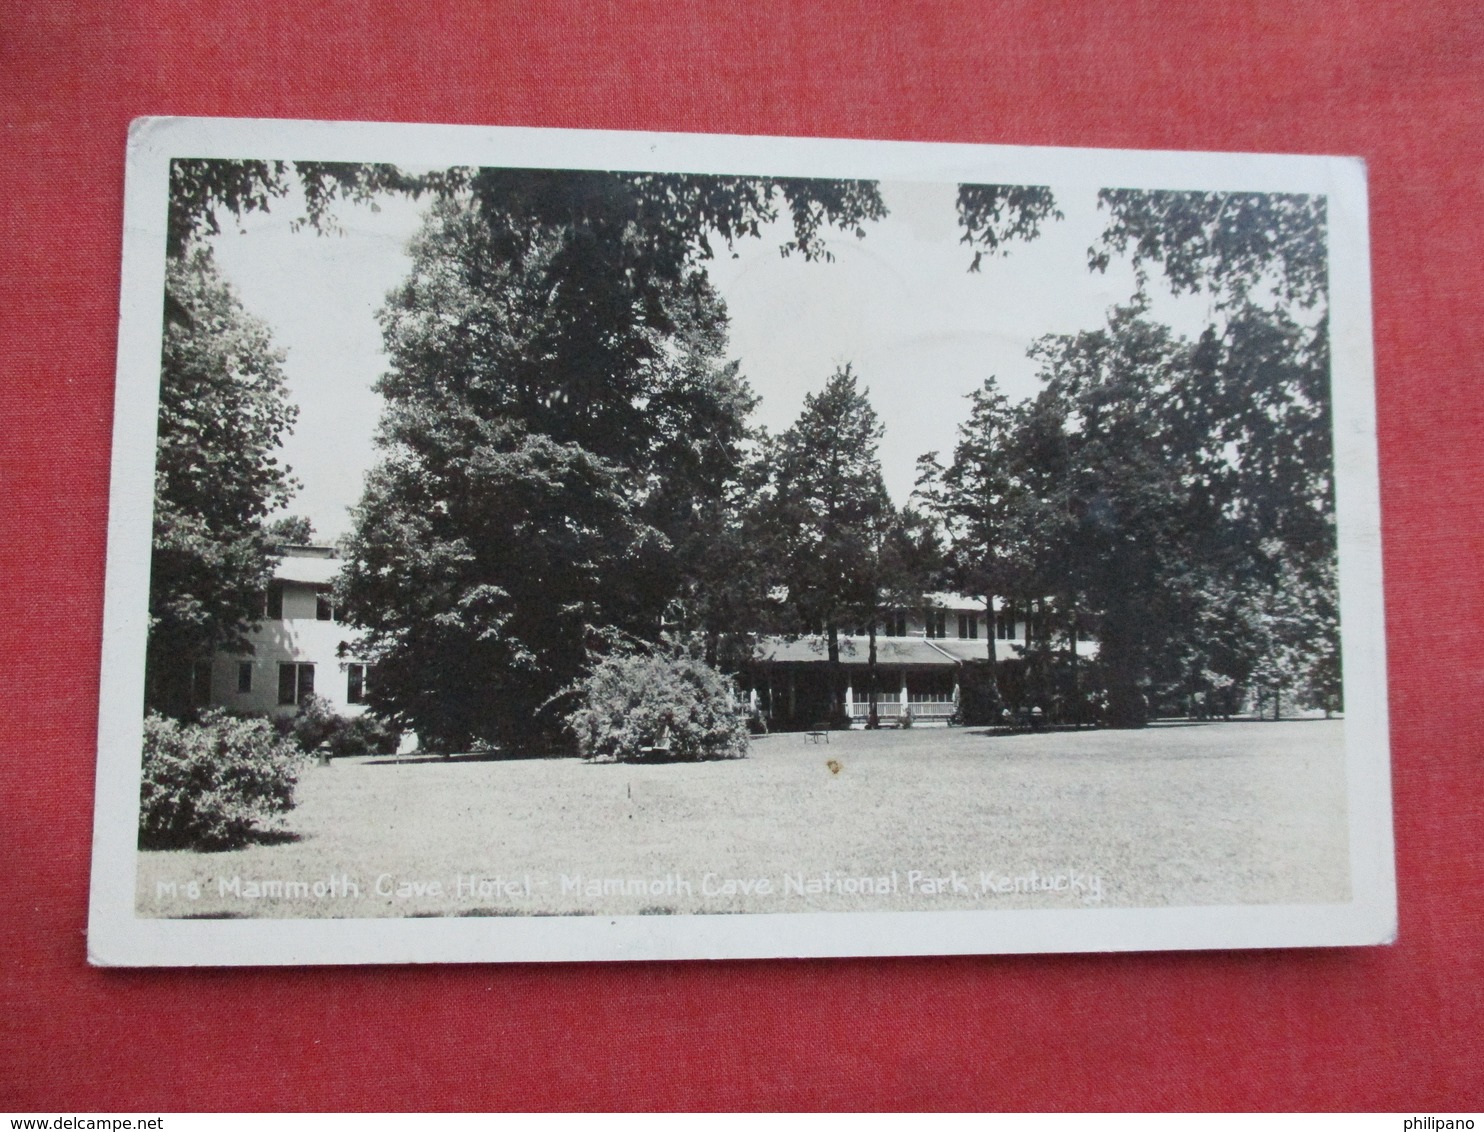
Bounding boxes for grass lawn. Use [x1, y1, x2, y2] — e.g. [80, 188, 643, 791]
[137, 719, 1349, 918]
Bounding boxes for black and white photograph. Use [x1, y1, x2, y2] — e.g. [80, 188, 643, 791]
[89, 118, 1394, 964]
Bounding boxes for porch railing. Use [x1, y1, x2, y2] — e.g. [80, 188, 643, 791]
[847, 699, 956, 724]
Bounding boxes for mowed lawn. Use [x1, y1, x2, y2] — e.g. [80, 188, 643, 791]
[138, 719, 1349, 918]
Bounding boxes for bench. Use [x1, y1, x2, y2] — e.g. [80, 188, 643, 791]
[639, 723, 672, 759]
[805, 722, 831, 743]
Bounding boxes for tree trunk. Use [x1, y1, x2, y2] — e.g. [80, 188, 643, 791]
[1066, 603, 1078, 729]
[1099, 608, 1148, 729]
[867, 622, 880, 729]
[980, 594, 1001, 725]
[827, 620, 842, 727]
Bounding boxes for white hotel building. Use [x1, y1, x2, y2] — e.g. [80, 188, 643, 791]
[206, 546, 372, 718]
[751, 593, 1099, 728]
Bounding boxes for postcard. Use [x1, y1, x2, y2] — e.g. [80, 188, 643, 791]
[88, 117, 1394, 964]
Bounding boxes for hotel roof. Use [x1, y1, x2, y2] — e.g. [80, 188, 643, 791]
[755, 635, 982, 667]
[272, 547, 341, 586]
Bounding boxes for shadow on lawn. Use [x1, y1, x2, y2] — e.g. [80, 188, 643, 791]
[963, 716, 1336, 741]
[139, 827, 305, 852]
[352, 749, 565, 767]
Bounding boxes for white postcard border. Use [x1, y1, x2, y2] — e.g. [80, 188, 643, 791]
[89, 117, 1395, 966]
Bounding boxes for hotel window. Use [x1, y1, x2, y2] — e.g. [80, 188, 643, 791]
[347, 663, 368, 705]
[958, 614, 978, 640]
[265, 582, 284, 620]
[925, 609, 947, 639]
[316, 592, 334, 621]
[997, 607, 1017, 640]
[883, 611, 907, 637]
[237, 661, 253, 694]
[278, 662, 315, 707]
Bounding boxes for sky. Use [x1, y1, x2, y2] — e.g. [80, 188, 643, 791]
[207, 177, 1212, 541]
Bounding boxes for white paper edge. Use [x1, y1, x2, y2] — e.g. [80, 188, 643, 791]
[88, 117, 1396, 966]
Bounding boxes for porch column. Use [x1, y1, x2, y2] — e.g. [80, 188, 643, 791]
[845, 672, 854, 726]
[899, 669, 908, 718]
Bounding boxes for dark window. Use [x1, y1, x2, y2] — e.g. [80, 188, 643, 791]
[347, 664, 367, 705]
[925, 609, 947, 639]
[884, 612, 907, 638]
[265, 582, 284, 620]
[958, 614, 978, 640]
[278, 662, 314, 706]
[316, 592, 334, 621]
[997, 607, 1017, 640]
[237, 661, 253, 694]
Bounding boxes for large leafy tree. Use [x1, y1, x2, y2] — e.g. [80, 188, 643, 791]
[1091, 189, 1340, 717]
[1017, 298, 1337, 726]
[148, 159, 410, 716]
[148, 250, 299, 714]
[1091, 190, 1327, 313]
[937, 187, 1338, 725]
[1023, 309, 1231, 726]
[165, 159, 465, 260]
[339, 173, 887, 749]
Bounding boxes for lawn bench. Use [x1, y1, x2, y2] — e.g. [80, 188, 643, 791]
[805, 722, 831, 743]
[639, 723, 672, 759]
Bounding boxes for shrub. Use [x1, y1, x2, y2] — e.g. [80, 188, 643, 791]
[274, 694, 402, 757]
[139, 710, 304, 850]
[333, 710, 402, 757]
[568, 652, 750, 762]
[273, 693, 340, 752]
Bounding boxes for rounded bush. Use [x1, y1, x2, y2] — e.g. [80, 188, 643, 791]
[139, 710, 304, 849]
[273, 694, 402, 757]
[568, 653, 749, 763]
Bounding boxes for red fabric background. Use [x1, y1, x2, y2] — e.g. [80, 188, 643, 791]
[2, 0, 1481, 1111]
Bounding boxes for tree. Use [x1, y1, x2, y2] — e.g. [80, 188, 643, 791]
[957, 184, 1063, 273]
[915, 376, 1041, 718]
[265, 515, 315, 546]
[338, 173, 886, 749]
[166, 159, 466, 260]
[767, 365, 892, 726]
[1023, 308, 1229, 726]
[1090, 190, 1327, 313]
[1076, 189, 1340, 721]
[1019, 293, 1340, 726]
[857, 504, 941, 727]
[659, 431, 779, 672]
[338, 421, 658, 751]
[146, 159, 372, 717]
[148, 251, 299, 715]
